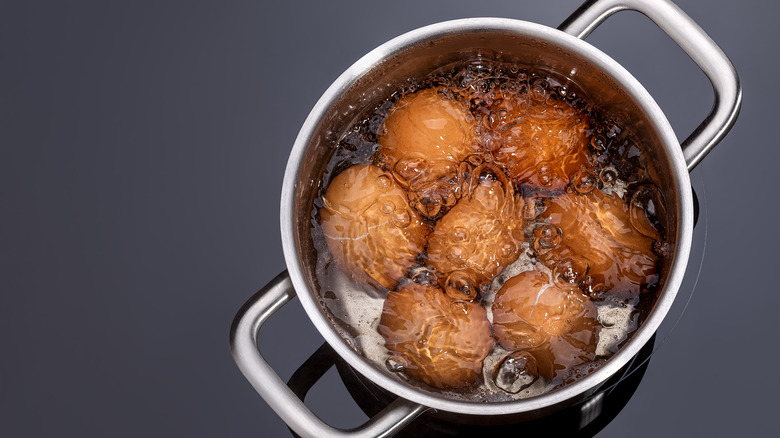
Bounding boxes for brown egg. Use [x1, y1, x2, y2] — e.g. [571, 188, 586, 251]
[541, 189, 658, 298]
[377, 88, 479, 218]
[378, 282, 494, 389]
[426, 164, 524, 300]
[320, 164, 430, 290]
[492, 269, 600, 353]
[485, 85, 591, 190]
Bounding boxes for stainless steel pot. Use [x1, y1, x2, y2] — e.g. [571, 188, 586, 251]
[230, 1, 741, 436]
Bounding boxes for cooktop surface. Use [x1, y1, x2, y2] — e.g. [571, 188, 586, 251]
[2, 1, 776, 437]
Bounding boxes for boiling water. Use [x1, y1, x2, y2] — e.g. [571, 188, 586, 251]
[310, 59, 666, 402]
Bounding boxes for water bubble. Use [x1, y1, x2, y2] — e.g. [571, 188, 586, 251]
[584, 282, 607, 300]
[410, 266, 437, 285]
[449, 227, 469, 243]
[445, 245, 468, 267]
[392, 210, 411, 228]
[599, 167, 618, 184]
[394, 157, 427, 182]
[530, 78, 548, 101]
[442, 191, 458, 208]
[415, 197, 442, 218]
[538, 165, 553, 186]
[553, 256, 589, 291]
[498, 82, 511, 98]
[630, 184, 666, 240]
[590, 134, 607, 151]
[486, 111, 498, 130]
[517, 82, 529, 95]
[571, 169, 597, 194]
[466, 154, 483, 167]
[386, 356, 407, 372]
[500, 241, 517, 258]
[380, 202, 395, 215]
[445, 271, 479, 300]
[533, 225, 562, 253]
[376, 175, 392, 189]
[493, 350, 539, 394]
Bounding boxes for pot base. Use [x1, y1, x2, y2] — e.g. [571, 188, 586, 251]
[287, 335, 655, 437]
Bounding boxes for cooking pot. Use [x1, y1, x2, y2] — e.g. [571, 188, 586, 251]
[230, 0, 741, 436]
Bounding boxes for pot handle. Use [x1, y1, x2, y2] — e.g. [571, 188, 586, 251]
[230, 270, 427, 438]
[559, 0, 742, 171]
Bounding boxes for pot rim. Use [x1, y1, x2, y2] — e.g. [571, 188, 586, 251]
[280, 17, 693, 415]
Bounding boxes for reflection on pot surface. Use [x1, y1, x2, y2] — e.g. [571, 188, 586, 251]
[312, 59, 668, 401]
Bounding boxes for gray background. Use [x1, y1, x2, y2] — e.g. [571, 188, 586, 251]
[2, 0, 777, 436]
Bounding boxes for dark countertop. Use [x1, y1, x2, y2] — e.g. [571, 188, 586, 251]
[2, 1, 776, 436]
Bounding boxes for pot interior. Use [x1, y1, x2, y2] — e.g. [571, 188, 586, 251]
[282, 18, 690, 415]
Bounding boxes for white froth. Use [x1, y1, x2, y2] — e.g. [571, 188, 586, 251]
[595, 297, 639, 356]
